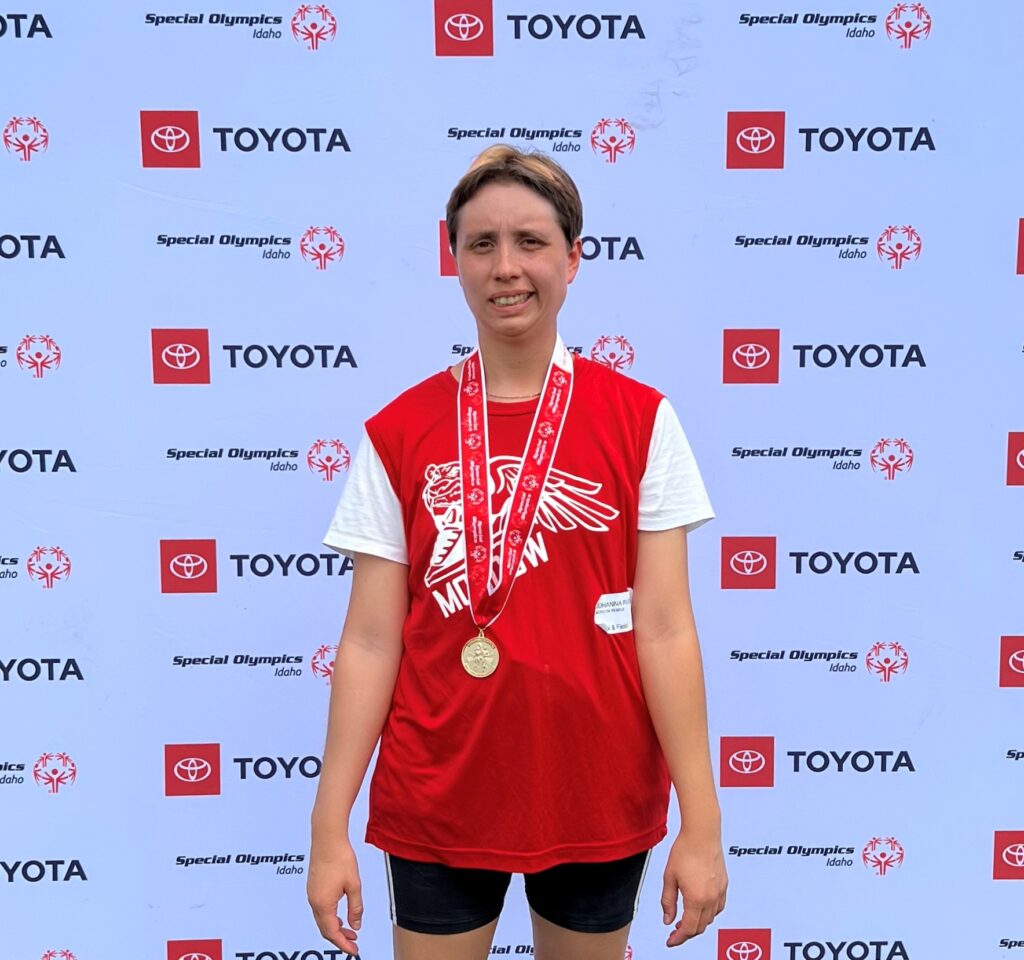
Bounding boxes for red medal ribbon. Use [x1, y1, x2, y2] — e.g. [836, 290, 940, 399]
[458, 337, 574, 631]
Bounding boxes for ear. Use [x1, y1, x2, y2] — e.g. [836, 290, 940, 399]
[566, 237, 583, 284]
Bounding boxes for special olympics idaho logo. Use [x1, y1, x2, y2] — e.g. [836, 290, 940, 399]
[869, 438, 914, 480]
[865, 641, 909, 682]
[16, 334, 61, 378]
[307, 439, 350, 481]
[862, 836, 905, 876]
[590, 335, 635, 371]
[590, 119, 636, 164]
[300, 226, 345, 270]
[311, 643, 338, 684]
[3, 116, 48, 162]
[26, 547, 71, 589]
[885, 3, 932, 49]
[877, 225, 922, 270]
[41, 951, 78, 960]
[33, 752, 77, 794]
[291, 4, 337, 50]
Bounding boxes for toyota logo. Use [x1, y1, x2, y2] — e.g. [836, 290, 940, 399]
[730, 551, 768, 576]
[178, 954, 214, 960]
[737, 126, 776, 154]
[162, 343, 201, 370]
[1017, 448, 1024, 470]
[170, 554, 208, 580]
[728, 750, 766, 775]
[1002, 843, 1024, 868]
[727, 944, 764, 960]
[151, 125, 191, 154]
[174, 758, 212, 782]
[1010, 650, 1024, 674]
[732, 343, 770, 370]
[444, 13, 484, 40]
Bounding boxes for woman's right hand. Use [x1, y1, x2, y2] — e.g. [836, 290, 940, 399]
[307, 835, 363, 957]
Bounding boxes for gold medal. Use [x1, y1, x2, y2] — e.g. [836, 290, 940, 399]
[461, 630, 499, 678]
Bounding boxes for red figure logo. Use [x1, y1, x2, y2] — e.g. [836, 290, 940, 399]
[727, 112, 785, 169]
[33, 752, 77, 794]
[291, 5, 336, 49]
[434, 0, 493, 56]
[152, 329, 211, 385]
[885, 3, 932, 49]
[307, 439, 350, 481]
[869, 438, 914, 480]
[439, 220, 457, 275]
[300, 226, 345, 270]
[1000, 636, 1024, 688]
[42, 953, 78, 960]
[3, 116, 48, 161]
[719, 930, 772, 960]
[865, 641, 909, 682]
[720, 737, 775, 787]
[723, 329, 780, 384]
[160, 539, 218, 594]
[876, 225, 922, 270]
[26, 547, 71, 589]
[167, 943, 223, 960]
[590, 119, 636, 164]
[1016, 219, 1024, 275]
[862, 836, 905, 876]
[140, 110, 201, 168]
[994, 831, 1024, 880]
[591, 335, 635, 371]
[16, 334, 61, 378]
[164, 744, 221, 797]
[721, 536, 777, 590]
[1007, 433, 1024, 486]
[311, 643, 338, 684]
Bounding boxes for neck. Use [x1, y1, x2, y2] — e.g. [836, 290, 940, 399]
[477, 328, 557, 400]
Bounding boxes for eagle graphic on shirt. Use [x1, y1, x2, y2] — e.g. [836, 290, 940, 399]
[421, 456, 619, 617]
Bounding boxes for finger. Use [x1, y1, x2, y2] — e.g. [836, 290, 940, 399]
[346, 881, 364, 931]
[660, 875, 679, 924]
[666, 902, 710, 947]
[312, 907, 360, 956]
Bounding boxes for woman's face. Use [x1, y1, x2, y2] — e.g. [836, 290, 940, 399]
[453, 181, 581, 344]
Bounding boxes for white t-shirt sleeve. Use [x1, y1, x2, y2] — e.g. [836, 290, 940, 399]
[638, 398, 714, 533]
[322, 429, 409, 564]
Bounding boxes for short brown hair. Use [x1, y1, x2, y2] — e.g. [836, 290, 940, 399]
[445, 145, 583, 252]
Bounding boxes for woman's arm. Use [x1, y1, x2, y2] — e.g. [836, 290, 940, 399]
[307, 552, 408, 956]
[632, 526, 727, 948]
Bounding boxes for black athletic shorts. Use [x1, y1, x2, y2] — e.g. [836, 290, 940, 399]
[384, 849, 652, 935]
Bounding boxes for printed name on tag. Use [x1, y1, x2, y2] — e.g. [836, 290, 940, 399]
[594, 590, 633, 635]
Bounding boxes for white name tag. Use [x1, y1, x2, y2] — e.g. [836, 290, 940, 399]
[594, 590, 633, 635]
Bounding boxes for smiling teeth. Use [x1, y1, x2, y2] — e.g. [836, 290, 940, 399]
[494, 293, 531, 306]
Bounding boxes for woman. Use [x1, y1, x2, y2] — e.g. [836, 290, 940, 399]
[308, 145, 727, 960]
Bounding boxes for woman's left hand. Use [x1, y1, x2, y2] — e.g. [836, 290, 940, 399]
[660, 829, 728, 948]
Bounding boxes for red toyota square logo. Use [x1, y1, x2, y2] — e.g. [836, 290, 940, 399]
[1017, 219, 1024, 275]
[1008, 433, 1024, 485]
[164, 744, 221, 797]
[727, 111, 785, 169]
[720, 737, 775, 788]
[439, 220, 457, 276]
[1000, 636, 1024, 688]
[719, 928, 772, 960]
[721, 536, 777, 590]
[160, 539, 218, 594]
[994, 831, 1024, 879]
[168, 940, 223, 960]
[723, 329, 780, 384]
[141, 110, 201, 168]
[152, 329, 211, 385]
[435, 0, 493, 56]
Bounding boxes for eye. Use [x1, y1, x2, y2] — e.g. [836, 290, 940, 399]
[520, 237, 543, 248]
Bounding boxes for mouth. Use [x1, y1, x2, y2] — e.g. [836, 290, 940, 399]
[490, 292, 534, 307]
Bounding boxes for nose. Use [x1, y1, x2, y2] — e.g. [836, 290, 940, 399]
[492, 239, 520, 280]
